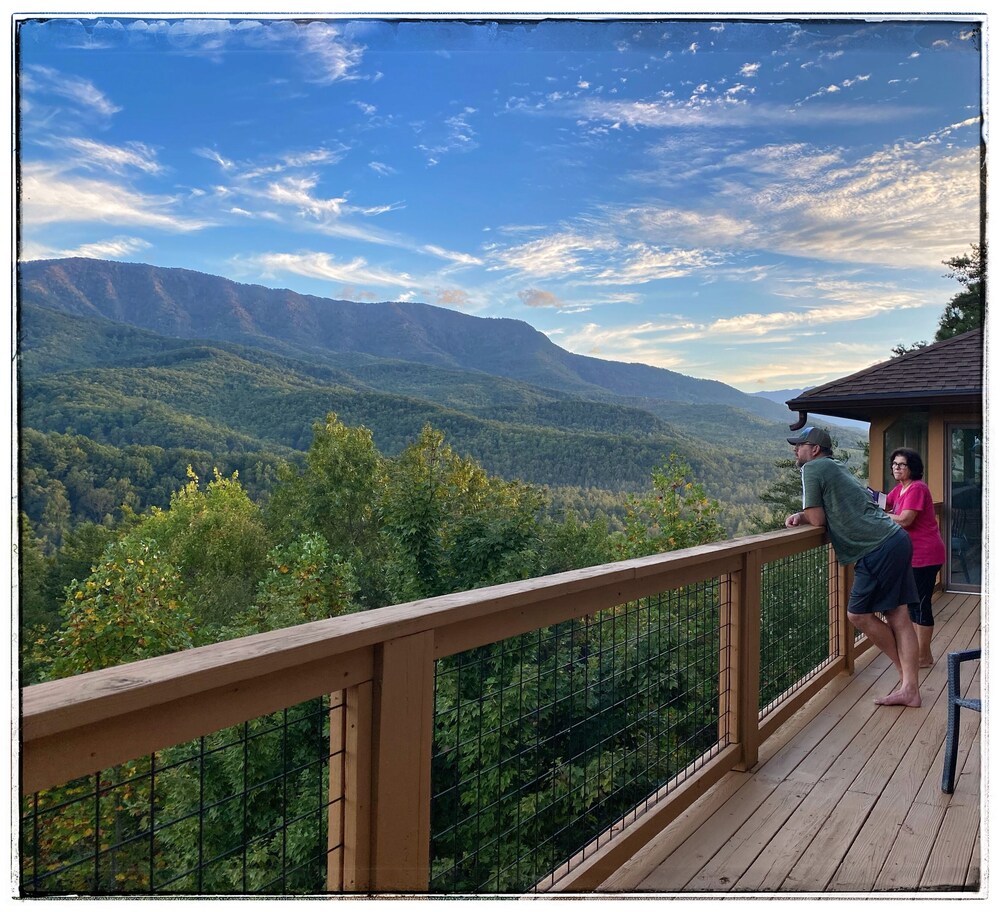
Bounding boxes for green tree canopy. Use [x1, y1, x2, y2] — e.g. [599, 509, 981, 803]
[614, 454, 726, 558]
[266, 413, 394, 608]
[139, 467, 271, 627]
[936, 243, 984, 340]
[40, 538, 194, 680]
[381, 424, 548, 598]
[227, 532, 358, 637]
[893, 243, 984, 356]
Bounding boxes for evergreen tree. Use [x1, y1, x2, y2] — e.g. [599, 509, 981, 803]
[935, 243, 984, 340]
[893, 243, 984, 355]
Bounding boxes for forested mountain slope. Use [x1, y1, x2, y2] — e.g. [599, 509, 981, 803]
[19, 257, 791, 422]
[19, 302, 782, 501]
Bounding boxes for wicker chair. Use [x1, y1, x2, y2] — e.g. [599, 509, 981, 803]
[941, 648, 981, 793]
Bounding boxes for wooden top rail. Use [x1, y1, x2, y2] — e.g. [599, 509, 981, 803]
[21, 526, 827, 794]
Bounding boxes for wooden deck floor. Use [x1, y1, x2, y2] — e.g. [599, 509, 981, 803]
[599, 590, 982, 895]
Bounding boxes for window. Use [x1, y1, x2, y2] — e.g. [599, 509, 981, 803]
[882, 412, 928, 485]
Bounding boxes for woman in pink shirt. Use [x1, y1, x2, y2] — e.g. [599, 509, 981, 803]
[885, 448, 946, 667]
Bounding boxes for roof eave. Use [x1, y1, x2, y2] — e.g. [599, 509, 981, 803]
[786, 389, 982, 422]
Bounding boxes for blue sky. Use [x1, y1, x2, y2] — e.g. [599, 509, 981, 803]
[16, 11, 983, 393]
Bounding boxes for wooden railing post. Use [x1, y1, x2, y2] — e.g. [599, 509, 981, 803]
[368, 630, 435, 892]
[733, 550, 762, 772]
[342, 681, 374, 891]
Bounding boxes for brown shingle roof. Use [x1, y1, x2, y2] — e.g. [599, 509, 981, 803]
[786, 328, 983, 421]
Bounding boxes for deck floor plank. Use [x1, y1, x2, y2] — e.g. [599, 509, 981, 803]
[734, 707, 903, 891]
[814, 600, 979, 891]
[965, 824, 981, 890]
[599, 772, 748, 891]
[682, 780, 810, 892]
[873, 660, 981, 891]
[730, 673, 914, 891]
[597, 592, 981, 896]
[873, 799, 945, 891]
[780, 789, 877, 892]
[635, 779, 775, 891]
[921, 726, 980, 890]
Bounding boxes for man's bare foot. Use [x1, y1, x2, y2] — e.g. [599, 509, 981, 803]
[875, 688, 921, 707]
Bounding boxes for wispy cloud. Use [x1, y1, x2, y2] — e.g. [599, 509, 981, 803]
[517, 287, 579, 311]
[239, 147, 348, 182]
[20, 162, 212, 231]
[34, 19, 368, 84]
[423, 245, 483, 266]
[58, 236, 153, 259]
[261, 175, 349, 218]
[135, 18, 367, 83]
[714, 341, 904, 389]
[204, 155, 483, 265]
[705, 279, 933, 337]
[616, 125, 979, 270]
[559, 320, 691, 369]
[61, 137, 164, 174]
[519, 288, 562, 308]
[798, 73, 871, 105]
[591, 244, 723, 285]
[570, 95, 897, 130]
[297, 21, 366, 84]
[435, 287, 472, 308]
[551, 262, 945, 379]
[194, 147, 237, 171]
[246, 251, 414, 288]
[21, 64, 121, 118]
[487, 232, 614, 277]
[417, 107, 479, 164]
[486, 220, 728, 287]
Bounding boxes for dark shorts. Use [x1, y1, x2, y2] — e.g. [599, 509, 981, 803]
[848, 530, 919, 616]
[909, 564, 941, 627]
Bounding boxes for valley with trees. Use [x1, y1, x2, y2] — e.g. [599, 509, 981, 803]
[18, 257, 872, 663]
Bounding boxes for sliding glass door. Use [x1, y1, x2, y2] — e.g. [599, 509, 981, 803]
[946, 424, 982, 591]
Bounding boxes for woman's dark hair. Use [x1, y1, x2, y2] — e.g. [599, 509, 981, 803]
[891, 447, 924, 480]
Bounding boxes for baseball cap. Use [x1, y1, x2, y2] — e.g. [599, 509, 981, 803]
[786, 425, 832, 448]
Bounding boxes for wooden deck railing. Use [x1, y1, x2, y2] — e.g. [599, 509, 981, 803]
[20, 525, 870, 894]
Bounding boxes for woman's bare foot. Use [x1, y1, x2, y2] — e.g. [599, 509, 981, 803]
[875, 687, 921, 707]
[919, 656, 934, 668]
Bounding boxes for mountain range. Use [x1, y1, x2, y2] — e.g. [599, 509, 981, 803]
[751, 389, 869, 433]
[16, 258, 867, 531]
[19, 258, 793, 421]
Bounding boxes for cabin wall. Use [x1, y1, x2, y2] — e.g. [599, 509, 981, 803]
[870, 408, 974, 501]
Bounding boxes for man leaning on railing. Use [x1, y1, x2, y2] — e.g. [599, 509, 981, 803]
[784, 426, 921, 708]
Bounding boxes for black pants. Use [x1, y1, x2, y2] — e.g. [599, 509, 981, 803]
[908, 564, 941, 626]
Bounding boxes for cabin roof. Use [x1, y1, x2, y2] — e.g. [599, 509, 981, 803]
[786, 328, 983, 422]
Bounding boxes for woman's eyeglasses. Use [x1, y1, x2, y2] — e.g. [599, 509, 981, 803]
[892, 461, 908, 468]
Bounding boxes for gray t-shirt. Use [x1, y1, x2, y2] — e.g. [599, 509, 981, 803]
[800, 457, 899, 564]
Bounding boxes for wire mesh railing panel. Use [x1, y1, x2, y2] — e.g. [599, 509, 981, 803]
[429, 579, 729, 893]
[759, 544, 838, 712]
[21, 694, 342, 896]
